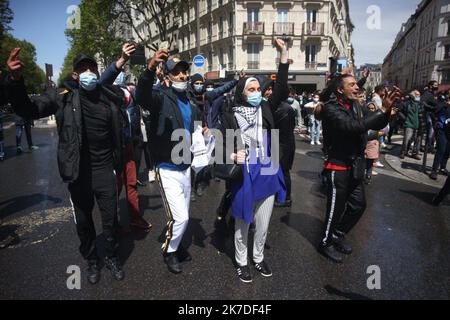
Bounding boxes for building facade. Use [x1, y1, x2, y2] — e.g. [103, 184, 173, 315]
[383, 0, 450, 91]
[131, 0, 354, 93]
[355, 63, 382, 92]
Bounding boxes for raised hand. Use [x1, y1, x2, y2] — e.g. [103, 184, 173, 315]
[274, 38, 287, 53]
[238, 69, 246, 80]
[121, 43, 136, 61]
[362, 69, 371, 79]
[7, 48, 24, 81]
[116, 43, 137, 70]
[382, 86, 401, 114]
[148, 49, 169, 71]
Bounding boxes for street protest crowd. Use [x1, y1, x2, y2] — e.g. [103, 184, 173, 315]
[0, 39, 448, 285]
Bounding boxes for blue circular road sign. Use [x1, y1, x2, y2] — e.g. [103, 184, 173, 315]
[193, 55, 206, 68]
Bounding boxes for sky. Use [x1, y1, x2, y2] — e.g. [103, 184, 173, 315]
[350, 0, 420, 67]
[7, 0, 421, 80]
[9, 0, 81, 83]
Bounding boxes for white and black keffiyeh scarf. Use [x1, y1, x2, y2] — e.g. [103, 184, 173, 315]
[232, 78, 265, 158]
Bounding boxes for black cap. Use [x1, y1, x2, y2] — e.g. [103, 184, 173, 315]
[165, 57, 190, 73]
[190, 73, 204, 84]
[73, 54, 98, 71]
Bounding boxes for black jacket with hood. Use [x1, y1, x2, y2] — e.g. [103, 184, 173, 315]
[6, 77, 126, 183]
[136, 69, 202, 165]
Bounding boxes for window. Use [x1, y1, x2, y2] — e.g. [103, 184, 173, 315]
[277, 8, 288, 23]
[305, 44, 317, 68]
[307, 9, 317, 23]
[447, 20, 450, 36]
[219, 0, 223, 6]
[219, 17, 224, 38]
[208, 51, 213, 72]
[228, 46, 234, 68]
[207, 0, 212, 11]
[247, 43, 260, 69]
[229, 11, 234, 35]
[247, 8, 259, 22]
[219, 48, 224, 68]
[445, 44, 450, 59]
[208, 21, 212, 42]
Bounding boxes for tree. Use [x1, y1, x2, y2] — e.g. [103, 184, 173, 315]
[113, 0, 186, 52]
[0, 0, 13, 42]
[60, 0, 123, 82]
[0, 34, 46, 93]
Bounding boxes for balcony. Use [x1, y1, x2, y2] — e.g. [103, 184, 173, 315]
[305, 62, 318, 70]
[273, 22, 294, 36]
[247, 61, 260, 70]
[243, 22, 265, 39]
[303, 22, 325, 37]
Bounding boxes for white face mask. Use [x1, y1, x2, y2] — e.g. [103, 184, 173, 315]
[414, 96, 421, 102]
[206, 87, 214, 92]
[171, 81, 188, 92]
[313, 98, 320, 103]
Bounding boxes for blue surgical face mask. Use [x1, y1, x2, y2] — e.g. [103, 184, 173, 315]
[246, 92, 262, 107]
[206, 87, 214, 92]
[79, 72, 98, 91]
[194, 84, 204, 93]
[414, 97, 421, 102]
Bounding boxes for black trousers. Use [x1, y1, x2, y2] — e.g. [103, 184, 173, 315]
[68, 166, 118, 261]
[282, 166, 292, 201]
[217, 180, 232, 219]
[321, 169, 367, 246]
[432, 130, 450, 172]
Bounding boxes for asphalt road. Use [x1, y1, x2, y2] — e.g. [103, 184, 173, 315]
[0, 126, 449, 300]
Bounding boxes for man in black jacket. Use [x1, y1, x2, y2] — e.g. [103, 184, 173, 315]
[421, 81, 439, 154]
[318, 73, 399, 263]
[6, 44, 135, 284]
[136, 50, 204, 274]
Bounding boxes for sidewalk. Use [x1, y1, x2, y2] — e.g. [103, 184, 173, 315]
[383, 135, 448, 189]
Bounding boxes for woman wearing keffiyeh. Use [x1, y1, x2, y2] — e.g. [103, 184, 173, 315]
[219, 39, 290, 283]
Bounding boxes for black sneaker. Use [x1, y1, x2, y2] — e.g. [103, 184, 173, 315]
[254, 261, 272, 277]
[439, 169, 450, 176]
[429, 171, 438, 180]
[236, 265, 252, 283]
[399, 154, 405, 160]
[318, 244, 344, 264]
[136, 180, 146, 187]
[87, 260, 101, 285]
[164, 252, 182, 274]
[332, 233, 353, 255]
[177, 246, 192, 263]
[104, 256, 125, 281]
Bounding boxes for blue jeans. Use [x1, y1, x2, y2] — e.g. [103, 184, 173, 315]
[308, 115, 321, 143]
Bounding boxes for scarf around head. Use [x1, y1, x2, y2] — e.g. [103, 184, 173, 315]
[232, 77, 265, 160]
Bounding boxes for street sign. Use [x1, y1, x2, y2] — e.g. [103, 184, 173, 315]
[45, 64, 53, 78]
[193, 55, 206, 68]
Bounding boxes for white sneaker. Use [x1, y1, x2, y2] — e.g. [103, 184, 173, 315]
[372, 170, 379, 176]
[148, 170, 156, 183]
[374, 161, 384, 168]
[316, 141, 322, 146]
[311, 141, 315, 145]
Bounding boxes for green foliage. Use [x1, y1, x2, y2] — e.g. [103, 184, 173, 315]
[0, 34, 46, 93]
[0, 0, 13, 41]
[60, 0, 122, 81]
